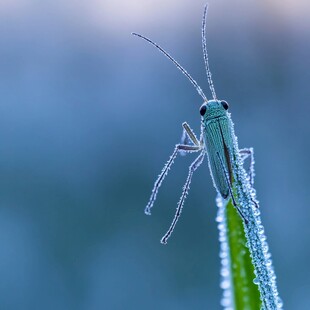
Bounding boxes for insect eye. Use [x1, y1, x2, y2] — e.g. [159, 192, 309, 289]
[200, 104, 207, 116]
[221, 100, 229, 110]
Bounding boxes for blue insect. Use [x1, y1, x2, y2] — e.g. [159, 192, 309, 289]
[133, 5, 255, 244]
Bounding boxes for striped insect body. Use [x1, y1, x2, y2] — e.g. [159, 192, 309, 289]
[133, 4, 248, 243]
[200, 100, 234, 200]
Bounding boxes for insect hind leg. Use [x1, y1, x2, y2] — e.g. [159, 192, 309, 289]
[145, 143, 201, 216]
[161, 151, 205, 244]
[239, 148, 259, 209]
[239, 148, 255, 186]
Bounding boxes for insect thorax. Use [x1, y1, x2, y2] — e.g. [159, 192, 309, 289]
[203, 100, 228, 122]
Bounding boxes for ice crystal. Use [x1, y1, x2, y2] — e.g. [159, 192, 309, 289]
[216, 195, 234, 309]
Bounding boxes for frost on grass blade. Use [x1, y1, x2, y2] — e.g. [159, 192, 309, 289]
[226, 114, 283, 310]
[216, 195, 234, 309]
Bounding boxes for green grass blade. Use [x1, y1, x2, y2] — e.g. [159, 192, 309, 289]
[225, 198, 261, 309]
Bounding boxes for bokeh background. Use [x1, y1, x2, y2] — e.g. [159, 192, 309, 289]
[0, 0, 309, 309]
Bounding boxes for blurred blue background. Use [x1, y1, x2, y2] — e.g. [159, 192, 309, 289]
[0, 0, 309, 309]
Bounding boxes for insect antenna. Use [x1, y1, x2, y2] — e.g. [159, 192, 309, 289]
[132, 32, 208, 102]
[202, 4, 217, 100]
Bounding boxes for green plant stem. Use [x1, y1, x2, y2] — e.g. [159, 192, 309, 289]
[226, 198, 261, 309]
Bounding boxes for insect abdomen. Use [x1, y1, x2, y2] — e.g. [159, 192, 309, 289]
[203, 117, 233, 199]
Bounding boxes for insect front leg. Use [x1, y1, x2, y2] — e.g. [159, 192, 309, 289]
[182, 122, 200, 146]
[145, 123, 202, 216]
[179, 122, 201, 156]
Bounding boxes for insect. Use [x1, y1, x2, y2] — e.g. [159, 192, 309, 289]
[133, 4, 254, 244]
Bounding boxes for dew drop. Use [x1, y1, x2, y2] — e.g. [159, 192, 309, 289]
[277, 297, 284, 308]
[221, 280, 230, 289]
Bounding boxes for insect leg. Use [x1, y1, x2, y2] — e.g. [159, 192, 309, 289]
[161, 152, 205, 244]
[239, 148, 259, 208]
[145, 143, 201, 215]
[239, 148, 255, 186]
[180, 128, 190, 150]
[216, 152, 248, 224]
[180, 122, 201, 156]
[182, 122, 200, 146]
